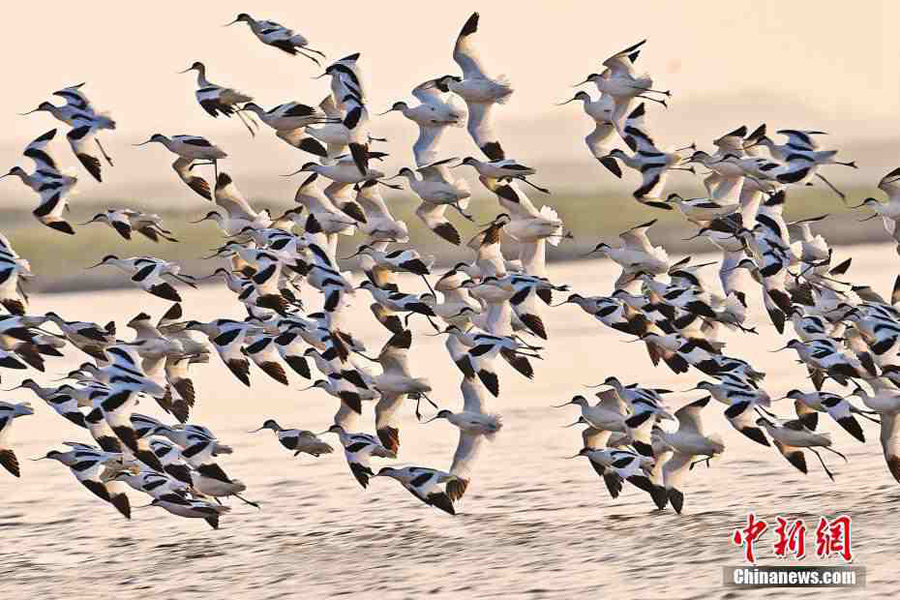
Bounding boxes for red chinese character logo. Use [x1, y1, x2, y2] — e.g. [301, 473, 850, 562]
[773, 517, 807, 559]
[732, 513, 768, 563]
[815, 516, 853, 562]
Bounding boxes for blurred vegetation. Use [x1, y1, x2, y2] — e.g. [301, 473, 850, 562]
[0, 185, 874, 293]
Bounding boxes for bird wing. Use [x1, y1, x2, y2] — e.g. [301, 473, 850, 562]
[460, 376, 490, 413]
[674, 397, 707, 435]
[449, 430, 484, 481]
[662, 450, 692, 490]
[453, 13, 489, 80]
[465, 102, 499, 154]
[595, 389, 628, 414]
[601, 40, 645, 77]
[214, 174, 258, 221]
[377, 330, 412, 376]
[412, 124, 445, 168]
[618, 220, 657, 254]
[880, 412, 900, 483]
[777, 129, 824, 151]
[23, 129, 60, 171]
[53, 83, 94, 111]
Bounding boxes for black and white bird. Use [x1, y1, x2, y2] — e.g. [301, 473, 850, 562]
[446, 13, 513, 160]
[179, 62, 256, 135]
[226, 13, 325, 64]
[135, 134, 227, 199]
[250, 419, 334, 457]
[0, 401, 34, 477]
[2, 129, 77, 234]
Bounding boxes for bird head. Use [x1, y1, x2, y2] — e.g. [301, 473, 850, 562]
[19, 101, 56, 115]
[33, 450, 63, 462]
[249, 419, 279, 433]
[377, 101, 408, 116]
[86, 255, 118, 269]
[133, 134, 168, 147]
[556, 91, 591, 106]
[284, 162, 320, 177]
[0, 166, 26, 179]
[178, 61, 205, 74]
[225, 13, 253, 26]
[572, 73, 602, 87]
[584, 242, 610, 257]
[79, 213, 109, 226]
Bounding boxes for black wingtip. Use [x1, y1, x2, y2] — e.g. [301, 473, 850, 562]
[460, 12, 479, 37]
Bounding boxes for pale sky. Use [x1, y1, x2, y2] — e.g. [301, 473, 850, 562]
[2, 2, 897, 205]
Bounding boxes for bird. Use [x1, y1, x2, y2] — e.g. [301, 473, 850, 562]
[80, 209, 177, 242]
[179, 62, 256, 136]
[323, 424, 396, 488]
[2, 129, 78, 234]
[379, 77, 464, 167]
[250, 419, 334, 457]
[0, 401, 34, 476]
[225, 13, 325, 64]
[446, 13, 513, 160]
[86, 255, 195, 301]
[654, 396, 725, 513]
[134, 134, 227, 199]
[374, 466, 458, 514]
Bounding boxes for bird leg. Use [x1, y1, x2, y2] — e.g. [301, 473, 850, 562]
[296, 49, 322, 67]
[95, 138, 114, 166]
[420, 275, 436, 296]
[638, 95, 668, 108]
[808, 448, 836, 481]
[451, 202, 475, 221]
[233, 492, 261, 509]
[518, 176, 551, 194]
[235, 110, 257, 138]
[689, 457, 712, 470]
[815, 173, 846, 203]
[631, 86, 672, 97]
[820, 445, 849, 463]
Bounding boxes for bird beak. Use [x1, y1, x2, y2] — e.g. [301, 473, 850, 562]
[18, 108, 42, 115]
[555, 97, 579, 106]
[551, 401, 573, 408]
[561, 420, 582, 428]
[177, 67, 195, 74]
[571, 78, 591, 87]
[770, 345, 792, 353]
[282, 166, 311, 177]
[310, 72, 328, 80]
[78, 218, 100, 225]
[224, 18, 240, 26]
[0, 384, 23, 391]
[84, 261, 105, 269]
[680, 386, 701, 392]
[375, 108, 396, 116]
[563, 453, 582, 459]
[298, 384, 317, 392]
[674, 143, 696, 152]
[340, 249, 365, 260]
[133, 139, 154, 147]
[247, 427, 265, 433]
[420, 415, 441, 424]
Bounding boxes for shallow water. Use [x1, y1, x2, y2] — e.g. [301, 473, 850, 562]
[1, 246, 897, 599]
